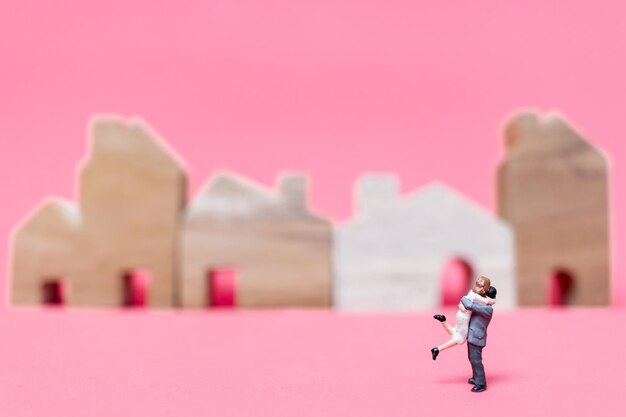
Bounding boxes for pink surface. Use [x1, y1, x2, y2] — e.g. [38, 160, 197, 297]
[1, 1, 626, 306]
[0, 308, 624, 416]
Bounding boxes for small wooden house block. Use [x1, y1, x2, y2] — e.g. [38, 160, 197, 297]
[497, 112, 610, 306]
[335, 176, 516, 311]
[180, 172, 333, 308]
[12, 199, 82, 305]
[11, 117, 186, 307]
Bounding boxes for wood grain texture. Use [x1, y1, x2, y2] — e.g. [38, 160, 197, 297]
[180, 172, 333, 308]
[11, 117, 186, 307]
[497, 112, 610, 305]
[12, 199, 82, 305]
[335, 176, 516, 311]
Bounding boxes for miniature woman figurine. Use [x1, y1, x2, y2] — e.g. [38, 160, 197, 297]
[431, 276, 494, 360]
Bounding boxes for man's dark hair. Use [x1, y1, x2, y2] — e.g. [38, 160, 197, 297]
[486, 286, 497, 299]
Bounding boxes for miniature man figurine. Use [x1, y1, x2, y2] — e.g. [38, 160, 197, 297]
[461, 284, 497, 393]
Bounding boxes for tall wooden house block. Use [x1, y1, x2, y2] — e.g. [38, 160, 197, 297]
[497, 112, 610, 305]
[180, 172, 333, 308]
[11, 117, 186, 307]
[335, 176, 516, 311]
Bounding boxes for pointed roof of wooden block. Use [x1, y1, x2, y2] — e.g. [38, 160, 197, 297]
[500, 111, 608, 182]
[406, 181, 510, 227]
[503, 112, 606, 159]
[13, 197, 81, 236]
[187, 171, 324, 221]
[83, 116, 186, 176]
[351, 175, 510, 230]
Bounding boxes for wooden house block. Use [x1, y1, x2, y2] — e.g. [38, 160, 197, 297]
[12, 199, 82, 305]
[180, 172, 333, 308]
[11, 117, 186, 307]
[335, 176, 516, 311]
[497, 112, 610, 306]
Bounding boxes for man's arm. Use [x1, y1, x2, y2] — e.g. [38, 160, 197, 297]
[461, 297, 493, 318]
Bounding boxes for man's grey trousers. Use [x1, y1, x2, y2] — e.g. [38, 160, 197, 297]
[467, 342, 486, 386]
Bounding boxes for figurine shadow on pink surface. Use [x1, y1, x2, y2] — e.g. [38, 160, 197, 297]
[431, 276, 496, 393]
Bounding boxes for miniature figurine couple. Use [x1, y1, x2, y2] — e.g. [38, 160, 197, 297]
[431, 275, 496, 393]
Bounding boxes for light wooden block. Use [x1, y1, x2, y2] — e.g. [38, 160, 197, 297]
[11, 117, 186, 307]
[497, 112, 610, 305]
[180, 172, 333, 308]
[335, 176, 516, 311]
[12, 199, 83, 305]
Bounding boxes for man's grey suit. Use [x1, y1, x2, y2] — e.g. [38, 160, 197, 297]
[461, 297, 493, 387]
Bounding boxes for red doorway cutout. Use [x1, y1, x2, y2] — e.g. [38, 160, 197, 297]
[42, 279, 65, 305]
[548, 270, 574, 306]
[440, 259, 473, 306]
[122, 269, 150, 307]
[208, 268, 237, 307]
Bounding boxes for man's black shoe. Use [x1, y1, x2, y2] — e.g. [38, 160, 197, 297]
[471, 385, 487, 392]
[431, 347, 439, 360]
[468, 378, 475, 385]
[433, 315, 446, 322]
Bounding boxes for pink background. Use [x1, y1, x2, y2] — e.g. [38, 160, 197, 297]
[0, 308, 625, 416]
[1, 0, 626, 306]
